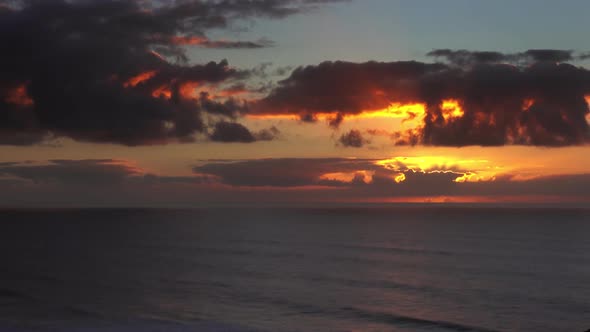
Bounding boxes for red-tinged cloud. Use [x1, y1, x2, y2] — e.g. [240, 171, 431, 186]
[255, 53, 590, 146]
[0, 0, 343, 145]
[171, 36, 274, 49]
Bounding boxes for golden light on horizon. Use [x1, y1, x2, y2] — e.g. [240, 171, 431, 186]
[375, 156, 498, 183]
[246, 100, 466, 127]
[245, 102, 428, 123]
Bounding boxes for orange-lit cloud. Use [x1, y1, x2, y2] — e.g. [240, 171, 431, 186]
[245, 102, 427, 124]
[393, 172, 406, 183]
[171, 36, 208, 45]
[522, 98, 535, 111]
[318, 170, 374, 184]
[170, 36, 273, 49]
[123, 71, 157, 87]
[375, 156, 498, 183]
[152, 85, 172, 99]
[256, 59, 590, 146]
[440, 99, 464, 120]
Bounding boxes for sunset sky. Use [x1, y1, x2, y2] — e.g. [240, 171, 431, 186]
[1, 0, 590, 206]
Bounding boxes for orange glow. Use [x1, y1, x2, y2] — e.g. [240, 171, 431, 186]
[440, 99, 464, 120]
[454, 172, 496, 183]
[356, 103, 426, 120]
[179, 81, 200, 98]
[246, 102, 428, 123]
[171, 36, 208, 45]
[585, 95, 590, 124]
[355, 195, 590, 204]
[522, 98, 535, 111]
[6, 84, 34, 106]
[318, 170, 374, 184]
[152, 86, 172, 99]
[124, 71, 157, 88]
[394, 172, 406, 183]
[247, 101, 463, 128]
[376, 156, 498, 183]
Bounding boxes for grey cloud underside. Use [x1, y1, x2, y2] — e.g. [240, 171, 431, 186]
[209, 121, 280, 143]
[0, 159, 212, 185]
[256, 53, 590, 147]
[426, 49, 579, 66]
[0, 158, 588, 205]
[192, 158, 590, 198]
[0, 0, 343, 145]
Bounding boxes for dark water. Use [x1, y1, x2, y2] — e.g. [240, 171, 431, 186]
[1, 207, 589, 332]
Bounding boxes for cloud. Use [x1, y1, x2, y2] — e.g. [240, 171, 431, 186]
[338, 129, 368, 148]
[0, 159, 142, 185]
[0, 157, 588, 206]
[0, 0, 344, 146]
[194, 158, 377, 187]
[191, 157, 590, 201]
[254, 52, 590, 146]
[0, 159, 213, 186]
[170, 36, 274, 49]
[426, 49, 576, 66]
[209, 121, 280, 143]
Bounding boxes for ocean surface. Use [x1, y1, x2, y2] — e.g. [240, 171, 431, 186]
[0, 207, 589, 332]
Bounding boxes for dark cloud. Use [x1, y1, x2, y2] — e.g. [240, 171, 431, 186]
[427, 49, 576, 66]
[256, 60, 442, 115]
[0, 159, 213, 186]
[522, 49, 574, 63]
[255, 52, 590, 146]
[0, 159, 141, 185]
[426, 49, 508, 66]
[194, 158, 376, 187]
[0, 157, 588, 206]
[254, 126, 281, 141]
[338, 129, 367, 148]
[209, 121, 279, 143]
[328, 112, 344, 128]
[209, 121, 255, 142]
[191, 157, 590, 201]
[0, 0, 343, 145]
[200, 38, 274, 49]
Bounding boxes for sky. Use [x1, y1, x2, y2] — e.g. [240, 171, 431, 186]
[1, 0, 590, 206]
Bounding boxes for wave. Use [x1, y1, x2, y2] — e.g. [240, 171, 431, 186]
[338, 306, 501, 332]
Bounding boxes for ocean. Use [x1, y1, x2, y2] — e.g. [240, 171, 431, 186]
[0, 207, 589, 332]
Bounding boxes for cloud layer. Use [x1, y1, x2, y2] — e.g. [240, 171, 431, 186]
[0, 158, 588, 206]
[256, 52, 590, 146]
[0, 0, 342, 145]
